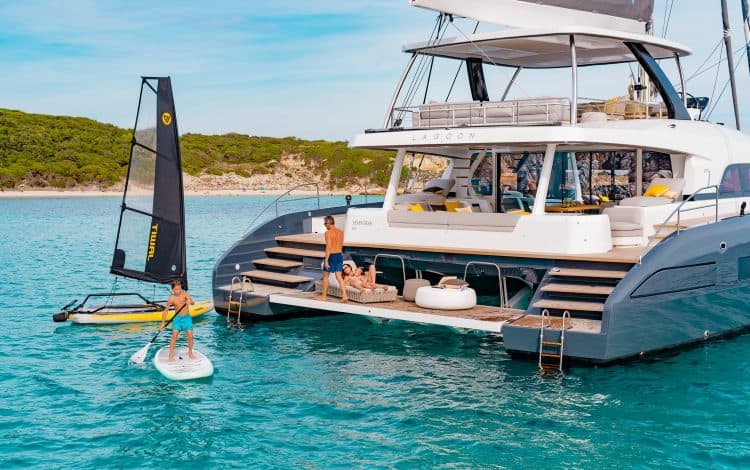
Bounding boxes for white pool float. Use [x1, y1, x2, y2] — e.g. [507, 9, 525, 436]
[414, 286, 477, 310]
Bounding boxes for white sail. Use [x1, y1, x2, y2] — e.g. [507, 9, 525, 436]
[409, 0, 653, 33]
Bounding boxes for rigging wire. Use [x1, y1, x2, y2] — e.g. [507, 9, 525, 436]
[394, 15, 442, 116]
[445, 20, 480, 101]
[422, 15, 445, 104]
[447, 19, 531, 97]
[395, 14, 449, 123]
[706, 46, 749, 119]
[661, 0, 675, 38]
[708, 44, 725, 115]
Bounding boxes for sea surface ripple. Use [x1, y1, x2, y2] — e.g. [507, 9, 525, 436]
[1, 196, 749, 469]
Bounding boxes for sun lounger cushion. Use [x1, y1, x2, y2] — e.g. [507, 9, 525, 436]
[315, 281, 398, 304]
[620, 178, 685, 206]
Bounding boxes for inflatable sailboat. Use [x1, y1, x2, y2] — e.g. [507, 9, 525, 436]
[53, 77, 211, 324]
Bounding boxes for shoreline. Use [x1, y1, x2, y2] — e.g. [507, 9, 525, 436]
[0, 188, 381, 199]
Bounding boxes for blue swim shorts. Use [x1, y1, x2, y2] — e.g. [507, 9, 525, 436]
[325, 253, 344, 273]
[172, 314, 193, 331]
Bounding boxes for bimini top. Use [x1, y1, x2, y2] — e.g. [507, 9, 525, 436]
[403, 26, 692, 68]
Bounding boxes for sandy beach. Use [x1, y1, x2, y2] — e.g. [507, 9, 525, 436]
[0, 188, 374, 199]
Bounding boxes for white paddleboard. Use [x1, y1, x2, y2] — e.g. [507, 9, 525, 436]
[153, 346, 214, 381]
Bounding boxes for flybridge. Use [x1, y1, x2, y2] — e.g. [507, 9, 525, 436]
[409, 0, 654, 33]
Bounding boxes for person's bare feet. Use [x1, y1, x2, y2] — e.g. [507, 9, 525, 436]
[188, 352, 196, 359]
[341, 297, 348, 304]
[316, 296, 327, 302]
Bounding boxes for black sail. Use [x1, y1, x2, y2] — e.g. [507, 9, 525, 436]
[110, 77, 188, 289]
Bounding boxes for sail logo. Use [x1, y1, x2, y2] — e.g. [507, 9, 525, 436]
[161, 112, 172, 126]
[147, 224, 158, 260]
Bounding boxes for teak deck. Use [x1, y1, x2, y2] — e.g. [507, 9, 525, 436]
[269, 291, 525, 333]
[509, 314, 602, 334]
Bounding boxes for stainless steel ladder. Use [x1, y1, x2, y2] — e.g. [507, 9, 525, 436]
[227, 275, 254, 327]
[538, 309, 570, 374]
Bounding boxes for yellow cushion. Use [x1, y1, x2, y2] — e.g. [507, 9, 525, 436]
[444, 200, 463, 212]
[644, 184, 670, 197]
[407, 203, 424, 212]
[453, 206, 474, 213]
[599, 195, 610, 202]
[507, 209, 531, 215]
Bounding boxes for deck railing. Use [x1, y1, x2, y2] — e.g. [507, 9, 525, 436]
[389, 97, 669, 130]
[639, 185, 719, 264]
[243, 182, 321, 234]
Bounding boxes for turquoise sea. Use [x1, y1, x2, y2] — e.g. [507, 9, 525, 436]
[1, 195, 749, 469]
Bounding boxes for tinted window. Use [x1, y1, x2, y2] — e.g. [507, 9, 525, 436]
[719, 164, 750, 196]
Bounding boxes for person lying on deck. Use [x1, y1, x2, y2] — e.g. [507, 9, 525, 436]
[343, 264, 387, 291]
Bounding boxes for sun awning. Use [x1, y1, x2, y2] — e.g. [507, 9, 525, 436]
[403, 27, 691, 68]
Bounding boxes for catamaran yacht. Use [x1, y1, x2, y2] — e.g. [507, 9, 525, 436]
[212, 0, 750, 367]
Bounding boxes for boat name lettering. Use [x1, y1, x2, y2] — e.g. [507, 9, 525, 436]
[411, 131, 474, 142]
[352, 219, 373, 227]
[147, 224, 158, 260]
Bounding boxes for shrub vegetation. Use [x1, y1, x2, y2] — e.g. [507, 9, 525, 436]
[0, 109, 395, 189]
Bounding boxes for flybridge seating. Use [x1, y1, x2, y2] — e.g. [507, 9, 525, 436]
[379, 26, 692, 132]
[394, 97, 670, 130]
[397, 97, 570, 129]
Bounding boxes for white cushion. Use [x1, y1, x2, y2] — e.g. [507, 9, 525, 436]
[619, 196, 672, 207]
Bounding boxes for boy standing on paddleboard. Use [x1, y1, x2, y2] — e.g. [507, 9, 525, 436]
[160, 279, 195, 361]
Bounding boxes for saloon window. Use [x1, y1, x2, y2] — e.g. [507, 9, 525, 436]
[719, 164, 750, 196]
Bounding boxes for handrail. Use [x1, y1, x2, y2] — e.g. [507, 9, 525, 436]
[639, 185, 719, 264]
[463, 261, 508, 308]
[373, 254, 407, 284]
[243, 182, 321, 234]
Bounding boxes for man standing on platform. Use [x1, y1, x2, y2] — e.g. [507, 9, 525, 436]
[319, 215, 347, 303]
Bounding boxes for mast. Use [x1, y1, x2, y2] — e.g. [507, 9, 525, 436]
[721, 0, 742, 130]
[742, 0, 750, 75]
[111, 77, 188, 288]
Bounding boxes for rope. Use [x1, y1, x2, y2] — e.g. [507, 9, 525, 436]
[105, 277, 119, 308]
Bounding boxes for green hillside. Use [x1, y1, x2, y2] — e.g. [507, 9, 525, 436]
[0, 108, 395, 189]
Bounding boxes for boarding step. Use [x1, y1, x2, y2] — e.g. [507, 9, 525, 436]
[252, 258, 303, 269]
[548, 268, 628, 279]
[540, 283, 614, 295]
[240, 270, 313, 284]
[265, 246, 326, 259]
[532, 299, 605, 313]
[275, 233, 326, 245]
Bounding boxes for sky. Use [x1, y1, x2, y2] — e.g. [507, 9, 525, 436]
[0, 0, 749, 141]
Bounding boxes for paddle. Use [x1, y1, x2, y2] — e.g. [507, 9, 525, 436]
[129, 313, 176, 364]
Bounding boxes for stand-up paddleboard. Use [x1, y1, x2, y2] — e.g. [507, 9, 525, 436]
[153, 346, 214, 381]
